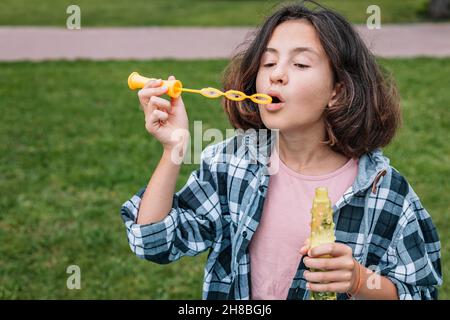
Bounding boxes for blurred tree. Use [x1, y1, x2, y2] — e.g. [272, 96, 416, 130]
[429, 0, 450, 19]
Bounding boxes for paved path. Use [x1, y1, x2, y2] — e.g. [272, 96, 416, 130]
[1, 23, 449, 61]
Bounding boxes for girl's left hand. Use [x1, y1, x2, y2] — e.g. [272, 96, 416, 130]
[300, 242, 359, 293]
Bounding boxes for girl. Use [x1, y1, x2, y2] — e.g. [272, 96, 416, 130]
[121, 2, 442, 300]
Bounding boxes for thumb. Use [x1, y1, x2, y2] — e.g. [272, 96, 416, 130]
[299, 238, 311, 255]
[304, 238, 310, 247]
[168, 75, 185, 109]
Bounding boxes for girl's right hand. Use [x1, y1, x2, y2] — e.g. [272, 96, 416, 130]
[138, 75, 189, 151]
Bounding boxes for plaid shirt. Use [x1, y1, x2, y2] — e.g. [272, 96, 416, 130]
[121, 130, 442, 300]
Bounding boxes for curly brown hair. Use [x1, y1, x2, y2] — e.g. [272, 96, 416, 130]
[221, 1, 401, 159]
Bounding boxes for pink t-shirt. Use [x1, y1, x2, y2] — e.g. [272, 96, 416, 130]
[249, 148, 358, 300]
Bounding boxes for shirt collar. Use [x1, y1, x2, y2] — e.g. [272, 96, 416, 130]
[235, 130, 390, 192]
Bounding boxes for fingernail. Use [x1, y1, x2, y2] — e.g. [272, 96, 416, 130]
[306, 283, 311, 289]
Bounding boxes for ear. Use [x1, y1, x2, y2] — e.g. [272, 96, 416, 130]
[328, 82, 343, 107]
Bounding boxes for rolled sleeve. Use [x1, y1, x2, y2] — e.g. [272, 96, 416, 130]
[120, 144, 223, 264]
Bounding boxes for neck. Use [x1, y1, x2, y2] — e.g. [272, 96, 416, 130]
[276, 121, 348, 174]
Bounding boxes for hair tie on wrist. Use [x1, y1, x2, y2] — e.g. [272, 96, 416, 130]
[347, 259, 363, 299]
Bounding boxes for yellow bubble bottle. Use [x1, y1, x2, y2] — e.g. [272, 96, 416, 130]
[127, 72, 272, 104]
[309, 187, 337, 300]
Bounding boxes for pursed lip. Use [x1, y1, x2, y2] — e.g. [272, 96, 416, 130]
[265, 102, 285, 111]
[264, 90, 285, 111]
[266, 90, 285, 103]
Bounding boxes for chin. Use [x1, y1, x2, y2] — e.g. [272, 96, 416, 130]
[261, 110, 322, 132]
[260, 117, 289, 131]
[261, 118, 315, 134]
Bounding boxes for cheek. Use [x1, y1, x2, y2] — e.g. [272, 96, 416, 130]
[255, 70, 266, 93]
[291, 72, 333, 108]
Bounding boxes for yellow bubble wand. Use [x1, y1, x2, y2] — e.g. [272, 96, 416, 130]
[127, 72, 272, 104]
[309, 187, 337, 300]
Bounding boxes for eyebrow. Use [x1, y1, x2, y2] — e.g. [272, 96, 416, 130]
[263, 47, 318, 56]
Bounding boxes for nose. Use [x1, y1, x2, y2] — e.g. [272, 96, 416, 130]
[269, 63, 288, 85]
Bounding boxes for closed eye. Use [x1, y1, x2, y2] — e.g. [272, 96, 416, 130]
[262, 63, 310, 69]
[294, 63, 310, 69]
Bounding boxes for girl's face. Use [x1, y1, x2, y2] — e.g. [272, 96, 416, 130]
[256, 19, 339, 133]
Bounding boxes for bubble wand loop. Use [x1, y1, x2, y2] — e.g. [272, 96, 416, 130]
[128, 72, 272, 104]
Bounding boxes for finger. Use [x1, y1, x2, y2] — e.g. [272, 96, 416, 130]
[309, 243, 352, 258]
[147, 96, 172, 114]
[303, 256, 354, 271]
[143, 78, 162, 89]
[300, 245, 309, 256]
[138, 85, 168, 100]
[299, 238, 311, 255]
[148, 109, 169, 126]
[170, 94, 185, 109]
[304, 270, 353, 284]
[166, 75, 185, 109]
[307, 281, 350, 293]
[138, 85, 168, 106]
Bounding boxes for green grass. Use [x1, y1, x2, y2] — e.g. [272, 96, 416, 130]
[0, 58, 449, 299]
[0, 0, 434, 26]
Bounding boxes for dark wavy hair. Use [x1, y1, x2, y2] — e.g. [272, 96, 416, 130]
[221, 1, 401, 158]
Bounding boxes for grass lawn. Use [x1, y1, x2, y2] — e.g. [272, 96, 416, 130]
[0, 0, 434, 26]
[0, 58, 449, 299]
